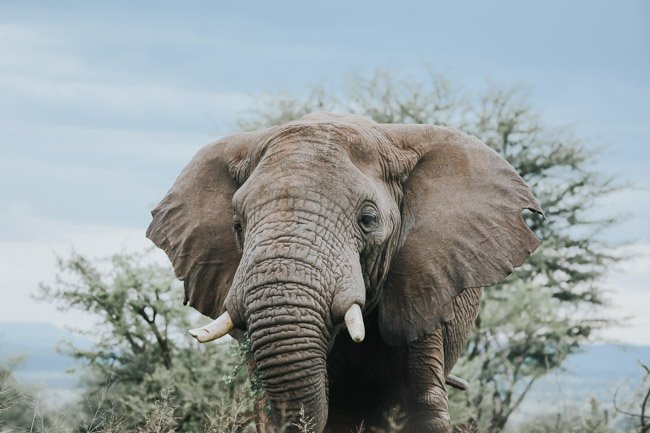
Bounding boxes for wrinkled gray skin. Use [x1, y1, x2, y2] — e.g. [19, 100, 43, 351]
[146, 113, 542, 433]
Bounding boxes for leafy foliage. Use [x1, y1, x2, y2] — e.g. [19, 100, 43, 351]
[0, 359, 77, 433]
[517, 398, 610, 433]
[36, 250, 257, 432]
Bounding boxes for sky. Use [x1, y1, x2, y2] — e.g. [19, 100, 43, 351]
[1, 1, 648, 343]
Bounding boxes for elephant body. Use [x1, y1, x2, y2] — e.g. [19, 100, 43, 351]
[146, 113, 541, 433]
[326, 287, 482, 433]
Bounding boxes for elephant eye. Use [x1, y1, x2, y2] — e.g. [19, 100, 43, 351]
[233, 220, 244, 248]
[359, 212, 378, 231]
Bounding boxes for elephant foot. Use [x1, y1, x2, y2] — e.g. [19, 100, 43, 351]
[403, 386, 451, 433]
[403, 405, 451, 433]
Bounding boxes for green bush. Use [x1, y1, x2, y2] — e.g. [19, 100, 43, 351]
[37, 250, 257, 432]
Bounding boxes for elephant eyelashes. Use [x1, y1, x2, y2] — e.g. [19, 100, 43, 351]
[358, 211, 379, 232]
[233, 221, 244, 246]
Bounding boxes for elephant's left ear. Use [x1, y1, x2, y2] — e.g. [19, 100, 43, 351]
[146, 131, 260, 320]
[378, 124, 543, 346]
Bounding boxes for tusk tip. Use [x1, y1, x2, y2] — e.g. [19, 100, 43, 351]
[344, 304, 365, 344]
[188, 311, 235, 343]
[188, 327, 209, 342]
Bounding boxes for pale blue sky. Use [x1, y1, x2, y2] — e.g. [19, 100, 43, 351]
[1, 1, 648, 341]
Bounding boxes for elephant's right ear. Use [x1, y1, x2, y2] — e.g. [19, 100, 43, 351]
[378, 124, 543, 346]
[146, 132, 258, 319]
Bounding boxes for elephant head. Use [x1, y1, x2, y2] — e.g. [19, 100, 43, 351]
[146, 113, 541, 432]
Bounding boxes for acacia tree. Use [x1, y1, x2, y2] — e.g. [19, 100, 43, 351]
[237, 69, 621, 432]
[37, 250, 256, 432]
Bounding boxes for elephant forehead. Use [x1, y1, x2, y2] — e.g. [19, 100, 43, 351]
[237, 156, 362, 211]
[231, 157, 355, 220]
[230, 119, 402, 217]
[259, 134, 371, 177]
[263, 140, 355, 174]
[261, 119, 391, 174]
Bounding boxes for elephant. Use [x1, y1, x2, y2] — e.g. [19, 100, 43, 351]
[146, 112, 542, 433]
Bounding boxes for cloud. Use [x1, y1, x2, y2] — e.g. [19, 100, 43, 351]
[592, 188, 650, 244]
[2, 123, 211, 168]
[0, 21, 254, 137]
[0, 156, 160, 232]
[0, 22, 85, 77]
[597, 243, 650, 345]
[0, 73, 253, 134]
[0, 208, 166, 330]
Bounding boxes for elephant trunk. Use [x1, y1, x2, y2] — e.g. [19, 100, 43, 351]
[247, 286, 330, 433]
[230, 206, 364, 432]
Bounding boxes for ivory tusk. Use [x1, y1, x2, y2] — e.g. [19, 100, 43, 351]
[188, 311, 235, 343]
[344, 304, 365, 343]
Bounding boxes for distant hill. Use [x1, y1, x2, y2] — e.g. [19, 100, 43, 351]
[512, 343, 650, 421]
[1, 322, 649, 410]
[0, 322, 92, 401]
[0, 322, 88, 371]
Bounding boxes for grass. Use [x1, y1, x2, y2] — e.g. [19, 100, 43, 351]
[1, 359, 643, 433]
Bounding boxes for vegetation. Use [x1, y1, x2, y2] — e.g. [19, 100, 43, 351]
[517, 398, 610, 433]
[2, 351, 650, 433]
[33, 250, 257, 432]
[1, 69, 636, 432]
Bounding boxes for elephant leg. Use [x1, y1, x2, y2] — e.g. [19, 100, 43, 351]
[442, 287, 482, 376]
[403, 326, 451, 433]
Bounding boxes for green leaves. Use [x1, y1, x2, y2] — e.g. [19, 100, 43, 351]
[37, 250, 256, 432]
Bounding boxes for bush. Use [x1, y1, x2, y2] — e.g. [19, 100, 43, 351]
[37, 250, 257, 432]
